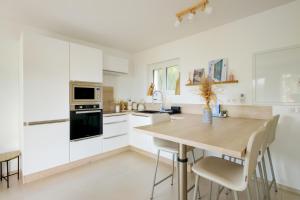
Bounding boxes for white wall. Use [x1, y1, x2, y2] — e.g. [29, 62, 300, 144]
[132, 1, 300, 190]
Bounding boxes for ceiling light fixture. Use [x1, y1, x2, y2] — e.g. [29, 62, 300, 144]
[175, 0, 212, 26]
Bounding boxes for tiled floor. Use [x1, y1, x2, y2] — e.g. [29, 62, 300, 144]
[0, 151, 299, 200]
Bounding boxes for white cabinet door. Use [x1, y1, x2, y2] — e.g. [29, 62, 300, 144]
[102, 134, 128, 153]
[103, 55, 129, 74]
[22, 32, 69, 122]
[129, 114, 155, 153]
[70, 43, 103, 82]
[23, 122, 69, 175]
[70, 137, 102, 162]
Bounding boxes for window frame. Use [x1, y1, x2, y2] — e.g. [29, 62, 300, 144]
[148, 58, 180, 96]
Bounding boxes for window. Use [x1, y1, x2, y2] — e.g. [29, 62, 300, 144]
[148, 59, 180, 95]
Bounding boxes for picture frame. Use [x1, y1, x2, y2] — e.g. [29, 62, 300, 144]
[208, 58, 228, 82]
[193, 68, 205, 84]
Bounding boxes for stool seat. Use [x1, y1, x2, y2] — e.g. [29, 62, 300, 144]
[0, 151, 21, 162]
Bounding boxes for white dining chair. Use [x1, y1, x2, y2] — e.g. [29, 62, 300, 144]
[192, 126, 268, 200]
[265, 115, 280, 193]
[150, 138, 199, 200]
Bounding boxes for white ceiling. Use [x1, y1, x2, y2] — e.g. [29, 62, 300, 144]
[0, 0, 295, 52]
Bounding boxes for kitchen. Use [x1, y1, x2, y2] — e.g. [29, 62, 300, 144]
[0, 0, 300, 200]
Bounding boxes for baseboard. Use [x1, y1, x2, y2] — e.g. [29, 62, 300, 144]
[278, 183, 300, 195]
[22, 146, 130, 184]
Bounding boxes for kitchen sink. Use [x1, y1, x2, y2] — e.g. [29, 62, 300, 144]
[137, 110, 161, 114]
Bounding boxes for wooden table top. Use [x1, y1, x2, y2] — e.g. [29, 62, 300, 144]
[135, 114, 266, 158]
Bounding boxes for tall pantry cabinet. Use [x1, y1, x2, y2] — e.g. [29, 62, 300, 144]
[20, 32, 70, 176]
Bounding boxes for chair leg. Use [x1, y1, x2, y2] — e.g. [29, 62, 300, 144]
[0, 162, 2, 182]
[267, 147, 278, 192]
[262, 156, 271, 200]
[254, 171, 260, 200]
[193, 175, 199, 200]
[17, 156, 20, 180]
[246, 187, 252, 200]
[216, 185, 223, 200]
[150, 150, 160, 200]
[192, 150, 196, 164]
[171, 153, 175, 186]
[233, 191, 239, 200]
[6, 160, 9, 188]
[258, 162, 267, 200]
[209, 181, 213, 200]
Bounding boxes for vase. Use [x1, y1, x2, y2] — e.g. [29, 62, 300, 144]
[203, 107, 213, 124]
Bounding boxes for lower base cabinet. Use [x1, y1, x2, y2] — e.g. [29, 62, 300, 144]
[102, 134, 128, 153]
[23, 122, 69, 175]
[70, 136, 102, 162]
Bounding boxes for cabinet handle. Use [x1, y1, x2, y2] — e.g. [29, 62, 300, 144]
[24, 119, 69, 126]
[103, 133, 127, 140]
[103, 120, 127, 125]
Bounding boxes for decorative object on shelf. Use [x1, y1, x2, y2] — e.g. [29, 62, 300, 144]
[228, 72, 235, 81]
[115, 102, 120, 113]
[186, 72, 193, 85]
[208, 58, 228, 82]
[147, 83, 155, 96]
[174, 0, 213, 27]
[137, 100, 146, 111]
[120, 100, 128, 111]
[199, 76, 216, 124]
[193, 68, 205, 85]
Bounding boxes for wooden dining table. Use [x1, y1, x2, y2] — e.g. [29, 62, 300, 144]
[134, 114, 266, 200]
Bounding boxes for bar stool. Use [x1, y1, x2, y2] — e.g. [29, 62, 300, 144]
[265, 115, 280, 193]
[150, 138, 199, 200]
[0, 150, 21, 188]
[192, 126, 268, 200]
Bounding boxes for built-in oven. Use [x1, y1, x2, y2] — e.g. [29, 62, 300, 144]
[70, 81, 102, 105]
[70, 104, 103, 141]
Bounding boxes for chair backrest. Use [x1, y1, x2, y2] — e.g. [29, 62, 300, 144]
[259, 119, 273, 157]
[242, 126, 268, 189]
[267, 115, 280, 145]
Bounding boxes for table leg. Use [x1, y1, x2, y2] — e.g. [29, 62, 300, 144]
[178, 144, 187, 200]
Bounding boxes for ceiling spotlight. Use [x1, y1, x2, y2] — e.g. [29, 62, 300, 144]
[188, 12, 195, 20]
[174, 18, 182, 28]
[204, 5, 213, 14]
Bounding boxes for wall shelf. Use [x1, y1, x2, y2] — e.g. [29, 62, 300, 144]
[185, 80, 239, 86]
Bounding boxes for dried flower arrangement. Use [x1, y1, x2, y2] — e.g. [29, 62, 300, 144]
[199, 76, 216, 109]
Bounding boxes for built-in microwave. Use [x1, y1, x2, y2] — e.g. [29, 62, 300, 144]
[70, 81, 102, 105]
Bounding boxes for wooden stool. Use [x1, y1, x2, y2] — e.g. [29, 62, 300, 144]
[0, 150, 21, 188]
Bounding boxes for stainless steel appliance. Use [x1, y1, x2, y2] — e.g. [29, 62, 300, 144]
[70, 81, 102, 105]
[70, 81, 103, 141]
[70, 104, 103, 141]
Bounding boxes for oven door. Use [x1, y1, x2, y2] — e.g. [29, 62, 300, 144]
[70, 109, 103, 141]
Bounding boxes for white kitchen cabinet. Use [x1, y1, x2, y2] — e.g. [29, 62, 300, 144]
[102, 135, 128, 153]
[103, 54, 129, 74]
[23, 122, 69, 175]
[22, 32, 69, 122]
[102, 114, 129, 152]
[70, 137, 102, 162]
[129, 114, 155, 153]
[70, 43, 103, 82]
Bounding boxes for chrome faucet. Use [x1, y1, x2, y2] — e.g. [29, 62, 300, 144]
[152, 90, 165, 111]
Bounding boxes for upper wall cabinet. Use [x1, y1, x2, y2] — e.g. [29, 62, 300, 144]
[22, 32, 69, 122]
[103, 54, 129, 74]
[70, 43, 103, 83]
